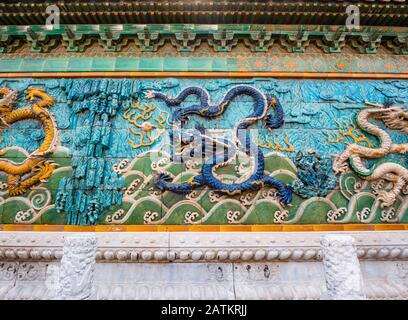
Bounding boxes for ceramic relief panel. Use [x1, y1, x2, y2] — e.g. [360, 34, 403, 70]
[0, 78, 406, 225]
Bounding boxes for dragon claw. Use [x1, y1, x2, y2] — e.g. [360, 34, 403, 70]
[377, 191, 396, 208]
[25, 88, 35, 100]
[153, 172, 174, 191]
[276, 185, 293, 206]
[264, 114, 283, 130]
[171, 109, 189, 124]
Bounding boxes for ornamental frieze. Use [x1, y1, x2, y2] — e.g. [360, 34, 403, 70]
[0, 25, 407, 55]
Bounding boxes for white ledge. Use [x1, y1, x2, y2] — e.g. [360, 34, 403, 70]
[1, 231, 408, 262]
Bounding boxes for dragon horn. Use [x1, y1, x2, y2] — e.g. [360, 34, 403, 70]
[0, 117, 10, 128]
[364, 100, 384, 108]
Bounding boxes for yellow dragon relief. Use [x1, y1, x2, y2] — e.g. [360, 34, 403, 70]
[0, 87, 59, 196]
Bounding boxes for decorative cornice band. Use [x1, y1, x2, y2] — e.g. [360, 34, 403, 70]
[0, 24, 407, 55]
[1, 231, 407, 263]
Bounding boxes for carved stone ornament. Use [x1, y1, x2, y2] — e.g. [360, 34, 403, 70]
[57, 234, 97, 300]
[320, 235, 366, 300]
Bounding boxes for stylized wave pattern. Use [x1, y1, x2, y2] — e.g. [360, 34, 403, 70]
[99, 150, 408, 225]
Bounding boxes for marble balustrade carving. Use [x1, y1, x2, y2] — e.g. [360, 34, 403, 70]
[0, 231, 407, 263]
[1, 231, 408, 300]
[320, 235, 366, 300]
[57, 234, 97, 300]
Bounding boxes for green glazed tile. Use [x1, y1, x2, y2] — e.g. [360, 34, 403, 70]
[227, 58, 238, 71]
[91, 58, 116, 71]
[43, 58, 68, 72]
[40, 207, 66, 225]
[138, 58, 163, 71]
[115, 58, 138, 71]
[0, 199, 40, 224]
[67, 58, 93, 71]
[0, 58, 23, 72]
[20, 59, 46, 72]
[212, 59, 228, 71]
[188, 59, 213, 71]
[163, 58, 188, 71]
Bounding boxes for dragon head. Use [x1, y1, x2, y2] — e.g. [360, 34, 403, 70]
[364, 100, 408, 134]
[25, 87, 43, 101]
[377, 105, 408, 134]
[144, 90, 155, 99]
[0, 87, 18, 107]
[0, 87, 18, 126]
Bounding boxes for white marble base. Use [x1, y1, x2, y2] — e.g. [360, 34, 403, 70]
[0, 231, 407, 300]
[1, 260, 408, 299]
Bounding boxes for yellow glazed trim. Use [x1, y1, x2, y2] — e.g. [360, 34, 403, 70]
[0, 72, 407, 79]
[1, 224, 407, 232]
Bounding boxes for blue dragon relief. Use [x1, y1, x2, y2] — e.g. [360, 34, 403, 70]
[145, 85, 294, 205]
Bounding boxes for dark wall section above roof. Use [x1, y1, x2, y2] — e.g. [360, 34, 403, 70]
[0, 1, 407, 26]
[0, 0, 407, 3]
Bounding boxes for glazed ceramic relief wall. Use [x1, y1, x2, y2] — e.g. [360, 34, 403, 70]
[0, 78, 406, 225]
